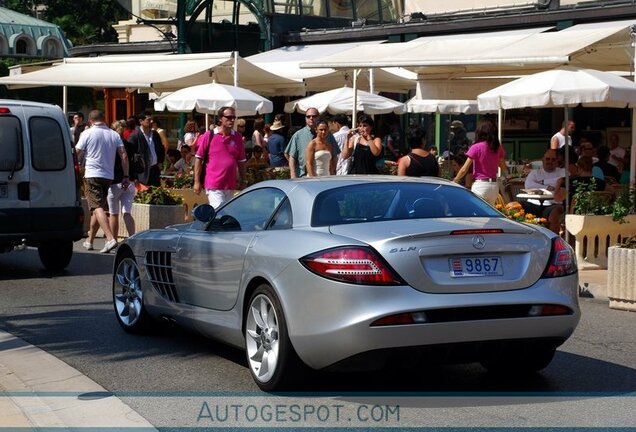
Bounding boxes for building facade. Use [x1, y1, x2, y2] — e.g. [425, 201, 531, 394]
[0, 6, 71, 59]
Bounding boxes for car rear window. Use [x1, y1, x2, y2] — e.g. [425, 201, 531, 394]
[312, 182, 502, 226]
[29, 116, 66, 171]
[0, 116, 23, 172]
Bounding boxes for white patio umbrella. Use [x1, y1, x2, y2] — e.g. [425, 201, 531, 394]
[478, 67, 636, 111]
[477, 66, 636, 235]
[406, 98, 482, 114]
[154, 82, 273, 117]
[284, 86, 405, 115]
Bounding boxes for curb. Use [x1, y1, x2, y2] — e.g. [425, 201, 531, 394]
[0, 329, 156, 429]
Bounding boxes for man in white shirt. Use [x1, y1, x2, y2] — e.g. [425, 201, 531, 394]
[608, 133, 626, 171]
[75, 110, 130, 253]
[550, 120, 575, 149]
[330, 114, 351, 175]
[522, 149, 565, 234]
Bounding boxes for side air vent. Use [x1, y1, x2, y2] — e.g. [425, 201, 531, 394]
[144, 251, 179, 302]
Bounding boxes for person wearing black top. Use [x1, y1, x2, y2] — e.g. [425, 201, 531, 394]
[553, 156, 607, 205]
[398, 132, 439, 177]
[342, 114, 383, 174]
[594, 145, 621, 183]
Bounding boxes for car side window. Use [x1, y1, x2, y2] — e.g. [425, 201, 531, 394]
[29, 116, 66, 171]
[213, 188, 287, 232]
[267, 198, 292, 230]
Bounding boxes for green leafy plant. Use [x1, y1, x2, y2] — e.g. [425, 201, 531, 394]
[173, 170, 194, 189]
[611, 187, 636, 224]
[572, 179, 636, 225]
[134, 187, 184, 206]
[572, 179, 612, 216]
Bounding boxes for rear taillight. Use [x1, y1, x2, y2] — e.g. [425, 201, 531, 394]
[542, 237, 577, 278]
[0, 107, 11, 114]
[300, 246, 404, 285]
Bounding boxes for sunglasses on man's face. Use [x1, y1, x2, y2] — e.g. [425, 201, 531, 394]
[306, 114, 318, 118]
[223, 115, 236, 120]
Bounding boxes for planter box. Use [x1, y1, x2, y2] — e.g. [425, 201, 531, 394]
[130, 203, 185, 233]
[171, 188, 208, 222]
[565, 214, 636, 270]
[608, 246, 636, 311]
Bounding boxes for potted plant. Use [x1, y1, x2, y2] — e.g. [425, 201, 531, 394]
[495, 201, 548, 227]
[607, 188, 636, 311]
[566, 181, 636, 269]
[132, 186, 185, 231]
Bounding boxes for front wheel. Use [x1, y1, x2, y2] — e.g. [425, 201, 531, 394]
[245, 284, 303, 391]
[113, 249, 151, 333]
[38, 241, 73, 271]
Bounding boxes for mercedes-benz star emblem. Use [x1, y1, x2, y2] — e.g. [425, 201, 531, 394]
[472, 235, 486, 249]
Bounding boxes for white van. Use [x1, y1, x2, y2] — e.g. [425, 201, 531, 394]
[0, 100, 83, 270]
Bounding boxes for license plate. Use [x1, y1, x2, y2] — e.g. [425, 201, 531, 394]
[0, 183, 7, 198]
[450, 256, 503, 277]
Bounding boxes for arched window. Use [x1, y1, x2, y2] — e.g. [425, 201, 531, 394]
[11, 34, 36, 56]
[38, 36, 63, 58]
[16, 39, 28, 54]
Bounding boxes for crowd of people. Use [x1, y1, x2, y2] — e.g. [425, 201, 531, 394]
[73, 107, 632, 251]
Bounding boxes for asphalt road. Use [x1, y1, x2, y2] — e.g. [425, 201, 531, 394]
[1, 243, 636, 428]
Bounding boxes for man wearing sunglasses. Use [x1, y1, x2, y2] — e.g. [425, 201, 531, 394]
[284, 107, 339, 178]
[522, 149, 565, 233]
[194, 106, 247, 208]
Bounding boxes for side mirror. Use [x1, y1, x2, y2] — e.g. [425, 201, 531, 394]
[192, 204, 215, 223]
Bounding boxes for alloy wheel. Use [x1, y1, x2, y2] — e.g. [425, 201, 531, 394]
[114, 257, 143, 327]
[246, 293, 280, 383]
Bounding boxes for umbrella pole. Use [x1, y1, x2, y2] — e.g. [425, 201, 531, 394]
[352, 70, 358, 129]
[564, 109, 570, 243]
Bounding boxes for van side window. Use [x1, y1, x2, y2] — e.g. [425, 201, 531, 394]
[29, 117, 66, 171]
[0, 116, 23, 171]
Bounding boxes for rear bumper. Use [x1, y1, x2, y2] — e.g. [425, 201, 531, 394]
[0, 206, 84, 250]
[276, 271, 580, 370]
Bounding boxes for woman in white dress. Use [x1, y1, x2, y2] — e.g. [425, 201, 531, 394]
[305, 119, 335, 177]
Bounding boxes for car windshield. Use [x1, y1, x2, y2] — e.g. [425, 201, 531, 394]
[312, 182, 502, 226]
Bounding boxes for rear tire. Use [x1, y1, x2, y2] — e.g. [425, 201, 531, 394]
[480, 342, 556, 374]
[245, 284, 305, 391]
[113, 249, 152, 333]
[38, 241, 73, 271]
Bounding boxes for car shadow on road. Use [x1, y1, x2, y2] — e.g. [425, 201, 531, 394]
[0, 248, 114, 280]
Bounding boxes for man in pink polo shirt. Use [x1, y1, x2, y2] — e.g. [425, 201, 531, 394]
[193, 106, 247, 208]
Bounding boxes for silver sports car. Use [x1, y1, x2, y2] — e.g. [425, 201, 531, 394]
[112, 176, 580, 391]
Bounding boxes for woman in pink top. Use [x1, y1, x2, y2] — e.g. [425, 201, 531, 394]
[453, 119, 508, 205]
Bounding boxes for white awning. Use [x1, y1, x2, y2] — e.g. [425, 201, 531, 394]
[0, 52, 306, 96]
[301, 21, 636, 78]
[247, 42, 416, 93]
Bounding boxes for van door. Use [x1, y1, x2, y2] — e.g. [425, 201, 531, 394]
[27, 114, 78, 232]
[0, 113, 30, 234]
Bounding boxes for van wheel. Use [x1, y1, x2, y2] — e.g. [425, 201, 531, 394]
[38, 241, 73, 271]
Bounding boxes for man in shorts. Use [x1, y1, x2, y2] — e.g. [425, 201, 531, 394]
[193, 106, 247, 208]
[75, 110, 130, 253]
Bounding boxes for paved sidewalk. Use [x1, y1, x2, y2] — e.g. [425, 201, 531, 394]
[0, 329, 156, 429]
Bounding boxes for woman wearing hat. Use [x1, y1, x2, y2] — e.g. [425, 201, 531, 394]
[267, 117, 288, 167]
